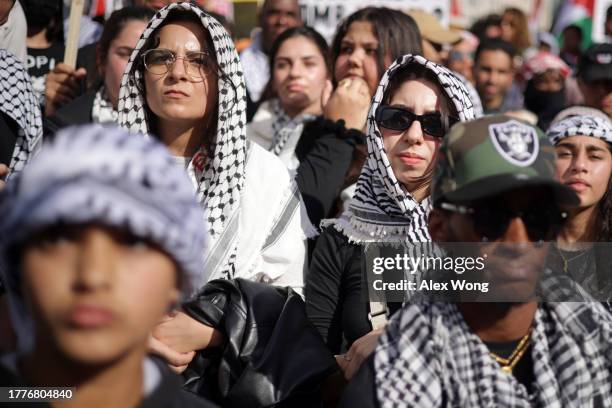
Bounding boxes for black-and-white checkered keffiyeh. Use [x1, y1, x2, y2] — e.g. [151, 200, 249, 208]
[0, 50, 43, 179]
[374, 301, 612, 407]
[270, 98, 315, 156]
[118, 2, 247, 277]
[546, 114, 612, 145]
[0, 124, 209, 354]
[322, 55, 476, 244]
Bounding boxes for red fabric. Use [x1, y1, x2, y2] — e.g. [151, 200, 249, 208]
[522, 51, 571, 80]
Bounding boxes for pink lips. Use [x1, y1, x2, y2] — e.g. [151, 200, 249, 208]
[566, 178, 590, 192]
[163, 89, 188, 98]
[399, 153, 424, 165]
[69, 305, 116, 329]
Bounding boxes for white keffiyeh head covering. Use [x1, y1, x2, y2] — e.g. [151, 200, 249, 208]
[323, 55, 476, 243]
[118, 2, 246, 241]
[0, 124, 208, 354]
[546, 114, 612, 145]
[0, 50, 43, 179]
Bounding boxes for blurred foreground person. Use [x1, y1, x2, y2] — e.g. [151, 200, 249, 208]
[0, 124, 217, 407]
[340, 116, 612, 406]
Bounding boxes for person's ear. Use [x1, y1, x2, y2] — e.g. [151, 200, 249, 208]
[428, 208, 450, 241]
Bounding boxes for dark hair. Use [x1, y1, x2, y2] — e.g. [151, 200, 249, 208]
[98, 6, 155, 66]
[261, 26, 330, 102]
[474, 38, 516, 64]
[383, 63, 458, 129]
[380, 63, 458, 196]
[330, 7, 422, 84]
[502, 7, 531, 53]
[598, 177, 612, 242]
[562, 24, 583, 40]
[470, 13, 501, 42]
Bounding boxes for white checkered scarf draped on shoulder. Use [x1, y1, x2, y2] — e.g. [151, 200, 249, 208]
[0, 50, 43, 177]
[322, 55, 476, 244]
[118, 2, 246, 243]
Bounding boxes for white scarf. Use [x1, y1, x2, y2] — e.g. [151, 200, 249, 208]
[0, 50, 43, 179]
[92, 86, 119, 124]
[322, 55, 476, 244]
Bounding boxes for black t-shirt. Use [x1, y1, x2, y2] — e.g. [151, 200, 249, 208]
[306, 227, 402, 353]
[26, 43, 65, 108]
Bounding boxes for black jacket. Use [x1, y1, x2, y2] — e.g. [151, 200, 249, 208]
[295, 118, 365, 229]
[306, 227, 402, 354]
[182, 278, 338, 407]
[43, 91, 96, 137]
[0, 356, 218, 408]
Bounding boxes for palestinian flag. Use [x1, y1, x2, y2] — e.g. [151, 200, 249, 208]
[552, 0, 595, 48]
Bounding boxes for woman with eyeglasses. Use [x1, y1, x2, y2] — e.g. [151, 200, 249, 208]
[117, 3, 311, 370]
[546, 109, 612, 309]
[44, 6, 154, 134]
[305, 55, 476, 382]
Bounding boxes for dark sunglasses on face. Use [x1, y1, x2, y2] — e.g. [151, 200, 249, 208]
[375, 106, 458, 138]
[440, 201, 567, 242]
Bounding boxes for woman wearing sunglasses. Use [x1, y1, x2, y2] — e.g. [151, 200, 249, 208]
[117, 2, 311, 369]
[545, 109, 612, 309]
[305, 54, 476, 381]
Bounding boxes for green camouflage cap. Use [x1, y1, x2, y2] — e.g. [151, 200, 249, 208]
[431, 114, 579, 206]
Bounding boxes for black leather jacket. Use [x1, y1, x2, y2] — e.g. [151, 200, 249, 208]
[182, 278, 338, 407]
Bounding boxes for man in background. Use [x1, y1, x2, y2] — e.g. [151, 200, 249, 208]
[240, 0, 302, 120]
[473, 38, 522, 114]
[577, 43, 612, 118]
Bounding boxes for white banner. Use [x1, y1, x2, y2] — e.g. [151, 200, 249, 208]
[299, 0, 450, 42]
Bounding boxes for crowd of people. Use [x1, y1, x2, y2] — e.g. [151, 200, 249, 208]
[0, 0, 611, 407]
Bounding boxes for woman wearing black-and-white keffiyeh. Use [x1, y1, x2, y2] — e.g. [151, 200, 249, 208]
[118, 2, 311, 287]
[117, 2, 311, 371]
[306, 54, 476, 381]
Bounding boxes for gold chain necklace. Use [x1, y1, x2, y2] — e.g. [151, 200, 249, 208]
[557, 246, 587, 274]
[489, 329, 532, 374]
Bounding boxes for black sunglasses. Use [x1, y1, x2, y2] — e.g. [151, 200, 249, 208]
[440, 202, 567, 242]
[375, 106, 458, 138]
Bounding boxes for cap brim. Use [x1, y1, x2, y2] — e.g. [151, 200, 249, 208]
[442, 173, 580, 207]
[581, 65, 612, 82]
[425, 29, 461, 45]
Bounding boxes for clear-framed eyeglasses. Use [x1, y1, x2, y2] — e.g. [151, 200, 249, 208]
[142, 48, 211, 80]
